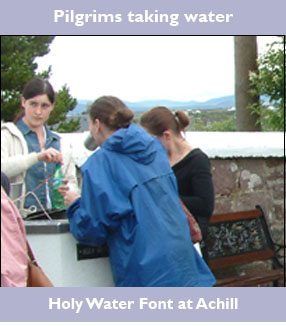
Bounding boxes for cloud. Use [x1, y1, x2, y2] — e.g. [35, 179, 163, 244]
[36, 36, 276, 102]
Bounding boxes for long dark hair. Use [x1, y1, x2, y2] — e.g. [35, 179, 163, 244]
[14, 78, 55, 123]
[88, 96, 134, 130]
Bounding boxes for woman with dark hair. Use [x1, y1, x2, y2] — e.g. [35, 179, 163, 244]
[61, 96, 215, 287]
[1, 78, 78, 214]
[140, 107, 215, 255]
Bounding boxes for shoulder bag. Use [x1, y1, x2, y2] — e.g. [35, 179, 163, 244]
[179, 199, 202, 243]
[27, 241, 54, 287]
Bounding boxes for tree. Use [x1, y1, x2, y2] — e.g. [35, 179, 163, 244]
[1, 36, 54, 121]
[49, 84, 80, 132]
[248, 36, 285, 131]
[234, 36, 261, 131]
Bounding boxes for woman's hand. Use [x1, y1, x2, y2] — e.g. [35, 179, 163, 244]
[58, 182, 80, 207]
[37, 148, 63, 164]
[58, 179, 69, 196]
[62, 191, 81, 207]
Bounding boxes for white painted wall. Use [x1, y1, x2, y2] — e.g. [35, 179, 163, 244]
[60, 131, 284, 167]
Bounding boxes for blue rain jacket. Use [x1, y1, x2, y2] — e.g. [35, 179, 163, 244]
[67, 124, 215, 287]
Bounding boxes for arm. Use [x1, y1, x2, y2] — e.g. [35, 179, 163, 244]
[1, 128, 63, 179]
[67, 197, 108, 247]
[1, 128, 38, 178]
[65, 164, 109, 247]
[178, 152, 215, 219]
[65, 162, 132, 247]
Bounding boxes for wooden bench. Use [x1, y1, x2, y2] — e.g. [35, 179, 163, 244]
[204, 205, 285, 287]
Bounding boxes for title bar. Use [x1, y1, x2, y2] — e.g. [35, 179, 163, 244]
[0, 0, 285, 35]
[0, 288, 285, 322]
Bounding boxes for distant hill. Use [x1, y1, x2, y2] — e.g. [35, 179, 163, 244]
[126, 95, 234, 112]
[71, 99, 92, 115]
[69, 95, 235, 115]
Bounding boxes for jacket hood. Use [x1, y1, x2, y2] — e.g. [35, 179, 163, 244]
[1, 122, 22, 138]
[102, 124, 156, 165]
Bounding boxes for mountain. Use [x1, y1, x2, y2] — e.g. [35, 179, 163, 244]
[69, 95, 235, 115]
[196, 95, 234, 109]
[126, 95, 234, 112]
[71, 99, 92, 115]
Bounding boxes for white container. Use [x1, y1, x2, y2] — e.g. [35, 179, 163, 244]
[25, 219, 114, 287]
[10, 182, 23, 209]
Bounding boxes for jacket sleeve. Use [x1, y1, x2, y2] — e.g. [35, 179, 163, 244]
[1, 128, 38, 178]
[66, 162, 133, 247]
[67, 197, 108, 247]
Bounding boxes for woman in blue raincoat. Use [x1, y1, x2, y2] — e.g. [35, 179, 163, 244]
[62, 96, 215, 287]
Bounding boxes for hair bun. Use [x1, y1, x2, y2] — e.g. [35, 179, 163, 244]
[174, 110, 190, 131]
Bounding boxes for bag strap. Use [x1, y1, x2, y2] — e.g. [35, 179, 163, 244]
[26, 241, 39, 266]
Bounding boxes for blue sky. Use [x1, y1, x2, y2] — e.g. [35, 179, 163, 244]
[36, 36, 277, 102]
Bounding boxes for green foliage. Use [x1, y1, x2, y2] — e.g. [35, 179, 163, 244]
[48, 84, 79, 132]
[192, 119, 205, 131]
[186, 109, 237, 131]
[248, 36, 285, 131]
[54, 118, 81, 133]
[133, 117, 140, 125]
[49, 84, 80, 132]
[1, 36, 54, 121]
[204, 116, 237, 131]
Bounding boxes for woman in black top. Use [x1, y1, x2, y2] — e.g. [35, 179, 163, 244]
[140, 106, 215, 243]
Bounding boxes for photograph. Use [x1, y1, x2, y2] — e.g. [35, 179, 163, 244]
[2, 35, 284, 288]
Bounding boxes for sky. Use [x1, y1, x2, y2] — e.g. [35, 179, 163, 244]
[36, 36, 278, 103]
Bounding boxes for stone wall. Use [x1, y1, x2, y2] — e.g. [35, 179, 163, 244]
[210, 157, 284, 245]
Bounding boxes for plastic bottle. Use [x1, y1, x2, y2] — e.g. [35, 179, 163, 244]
[52, 163, 66, 210]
